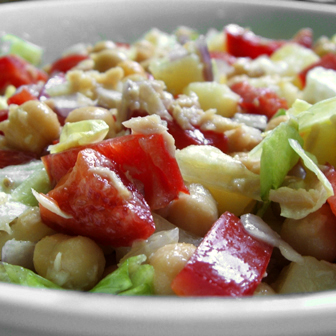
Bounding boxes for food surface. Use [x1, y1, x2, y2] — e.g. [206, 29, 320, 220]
[1, 25, 336, 296]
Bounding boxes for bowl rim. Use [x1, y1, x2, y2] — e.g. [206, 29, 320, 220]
[1, 0, 336, 335]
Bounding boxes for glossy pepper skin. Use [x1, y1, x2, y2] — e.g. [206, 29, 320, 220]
[171, 211, 273, 296]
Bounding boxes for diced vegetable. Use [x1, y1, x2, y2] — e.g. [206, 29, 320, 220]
[90, 254, 154, 295]
[49, 54, 89, 74]
[171, 211, 273, 296]
[298, 53, 336, 87]
[0, 55, 47, 94]
[0, 34, 43, 66]
[176, 145, 260, 215]
[225, 24, 285, 59]
[291, 96, 336, 167]
[302, 67, 336, 103]
[0, 262, 62, 289]
[0, 150, 37, 169]
[230, 81, 288, 119]
[183, 82, 240, 118]
[7, 86, 38, 105]
[273, 256, 336, 294]
[166, 117, 228, 153]
[38, 148, 156, 247]
[42, 132, 188, 210]
[258, 119, 303, 201]
[48, 119, 109, 154]
[149, 53, 205, 96]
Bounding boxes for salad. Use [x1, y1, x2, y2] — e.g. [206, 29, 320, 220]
[1, 24, 336, 297]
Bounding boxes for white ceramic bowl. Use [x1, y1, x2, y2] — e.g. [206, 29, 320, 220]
[1, 0, 336, 335]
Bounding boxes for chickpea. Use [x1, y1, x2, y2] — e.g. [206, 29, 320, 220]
[265, 114, 289, 132]
[117, 60, 146, 78]
[34, 234, 105, 291]
[148, 243, 196, 295]
[281, 203, 336, 262]
[165, 183, 218, 237]
[0, 101, 61, 154]
[134, 40, 155, 62]
[91, 40, 116, 53]
[65, 106, 118, 138]
[253, 282, 276, 296]
[92, 49, 128, 72]
[0, 207, 55, 259]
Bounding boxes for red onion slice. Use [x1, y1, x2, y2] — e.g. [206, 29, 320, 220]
[195, 35, 214, 82]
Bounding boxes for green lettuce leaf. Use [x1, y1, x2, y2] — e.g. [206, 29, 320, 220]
[269, 139, 334, 219]
[0, 161, 53, 233]
[0, 262, 62, 289]
[259, 119, 303, 201]
[176, 145, 261, 200]
[90, 254, 154, 295]
[0, 193, 29, 233]
[0, 34, 43, 66]
[48, 120, 109, 154]
[288, 97, 336, 167]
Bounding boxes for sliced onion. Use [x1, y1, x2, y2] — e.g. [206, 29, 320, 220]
[152, 212, 202, 246]
[167, 45, 189, 62]
[232, 113, 268, 130]
[32, 189, 72, 219]
[2, 239, 35, 270]
[118, 227, 179, 264]
[241, 213, 304, 264]
[95, 86, 122, 109]
[195, 35, 214, 82]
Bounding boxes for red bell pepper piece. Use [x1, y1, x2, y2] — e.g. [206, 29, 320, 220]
[230, 81, 288, 119]
[7, 87, 38, 105]
[166, 118, 228, 153]
[171, 211, 273, 296]
[0, 109, 8, 123]
[225, 24, 312, 60]
[209, 51, 237, 65]
[131, 110, 228, 153]
[49, 54, 89, 74]
[0, 149, 37, 168]
[298, 53, 336, 87]
[42, 133, 188, 210]
[39, 148, 155, 247]
[0, 55, 47, 94]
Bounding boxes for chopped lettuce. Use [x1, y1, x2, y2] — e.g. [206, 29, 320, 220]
[0, 160, 45, 194]
[11, 168, 52, 206]
[0, 160, 52, 206]
[288, 96, 336, 167]
[302, 67, 336, 104]
[0, 160, 53, 233]
[259, 119, 303, 201]
[269, 139, 334, 219]
[176, 145, 261, 200]
[90, 254, 154, 295]
[0, 194, 29, 233]
[0, 34, 43, 66]
[0, 262, 62, 289]
[48, 119, 109, 154]
[118, 228, 179, 264]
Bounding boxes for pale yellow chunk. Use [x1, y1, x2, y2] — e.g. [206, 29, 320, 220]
[149, 54, 204, 96]
[183, 82, 240, 118]
[148, 243, 196, 295]
[273, 256, 336, 294]
[164, 183, 218, 237]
